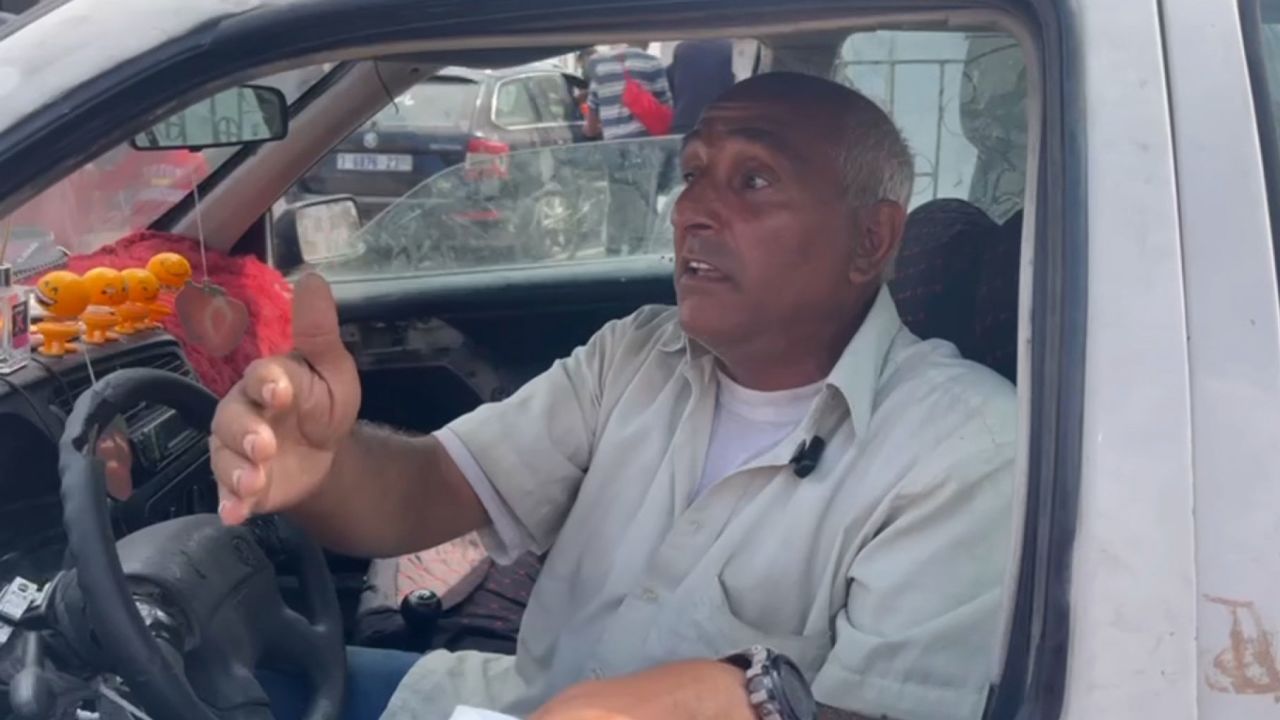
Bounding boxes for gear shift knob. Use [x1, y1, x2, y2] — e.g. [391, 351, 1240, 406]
[400, 589, 443, 644]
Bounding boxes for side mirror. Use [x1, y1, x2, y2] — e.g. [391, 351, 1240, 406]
[131, 85, 288, 151]
[272, 196, 363, 273]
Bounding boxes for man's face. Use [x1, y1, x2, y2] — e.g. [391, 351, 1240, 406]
[673, 98, 860, 355]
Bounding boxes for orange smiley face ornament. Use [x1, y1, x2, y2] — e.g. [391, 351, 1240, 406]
[80, 267, 125, 344]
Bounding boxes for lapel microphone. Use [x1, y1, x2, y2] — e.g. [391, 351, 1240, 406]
[789, 436, 826, 478]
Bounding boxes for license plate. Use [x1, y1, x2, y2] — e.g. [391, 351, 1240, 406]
[336, 153, 413, 172]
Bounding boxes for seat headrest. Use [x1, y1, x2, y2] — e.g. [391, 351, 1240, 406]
[891, 198, 997, 360]
[890, 199, 1019, 383]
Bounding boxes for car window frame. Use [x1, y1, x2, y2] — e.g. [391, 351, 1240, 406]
[1240, 0, 1280, 278]
[982, 4, 1077, 720]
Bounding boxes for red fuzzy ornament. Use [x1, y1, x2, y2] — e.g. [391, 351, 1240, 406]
[67, 231, 293, 397]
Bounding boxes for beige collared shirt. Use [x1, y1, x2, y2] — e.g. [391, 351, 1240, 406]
[382, 286, 1016, 720]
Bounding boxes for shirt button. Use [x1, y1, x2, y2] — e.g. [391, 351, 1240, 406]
[639, 587, 659, 602]
[688, 519, 703, 532]
[590, 667, 604, 679]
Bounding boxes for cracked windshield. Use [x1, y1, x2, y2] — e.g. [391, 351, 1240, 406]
[280, 33, 1024, 280]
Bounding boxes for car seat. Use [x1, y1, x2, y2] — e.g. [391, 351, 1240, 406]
[890, 199, 995, 360]
[973, 210, 1022, 383]
[889, 198, 1019, 383]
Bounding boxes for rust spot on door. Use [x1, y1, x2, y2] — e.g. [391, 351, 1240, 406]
[1205, 595, 1280, 701]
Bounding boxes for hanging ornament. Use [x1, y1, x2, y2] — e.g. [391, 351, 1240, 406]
[174, 281, 248, 358]
[170, 163, 249, 357]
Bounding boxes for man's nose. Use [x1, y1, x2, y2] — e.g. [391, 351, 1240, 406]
[673, 184, 720, 236]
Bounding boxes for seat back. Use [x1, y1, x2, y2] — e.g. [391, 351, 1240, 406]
[890, 199, 996, 361]
[973, 210, 1022, 383]
[889, 198, 1018, 383]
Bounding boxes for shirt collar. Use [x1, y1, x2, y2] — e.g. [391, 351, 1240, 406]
[658, 284, 904, 435]
[826, 284, 903, 435]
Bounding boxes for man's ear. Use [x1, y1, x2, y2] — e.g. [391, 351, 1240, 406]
[848, 200, 907, 283]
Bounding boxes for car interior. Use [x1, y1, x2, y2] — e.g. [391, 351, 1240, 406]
[0, 5, 1039, 719]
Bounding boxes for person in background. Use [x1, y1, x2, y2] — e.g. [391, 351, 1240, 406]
[583, 42, 671, 140]
[583, 43, 673, 256]
[666, 38, 737, 135]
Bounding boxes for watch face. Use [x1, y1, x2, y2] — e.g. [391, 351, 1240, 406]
[778, 659, 816, 720]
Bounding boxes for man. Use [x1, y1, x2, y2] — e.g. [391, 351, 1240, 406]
[582, 42, 672, 256]
[666, 38, 738, 135]
[215, 72, 1015, 720]
[583, 42, 672, 141]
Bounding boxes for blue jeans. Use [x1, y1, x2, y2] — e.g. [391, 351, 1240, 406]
[259, 646, 421, 720]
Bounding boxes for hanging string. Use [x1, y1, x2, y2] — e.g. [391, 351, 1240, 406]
[82, 344, 97, 387]
[190, 162, 210, 285]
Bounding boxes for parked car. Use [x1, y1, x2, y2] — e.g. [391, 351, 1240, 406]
[294, 63, 589, 221]
[296, 135, 681, 274]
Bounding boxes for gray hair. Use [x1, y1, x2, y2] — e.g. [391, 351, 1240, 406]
[832, 87, 914, 279]
[837, 99, 915, 210]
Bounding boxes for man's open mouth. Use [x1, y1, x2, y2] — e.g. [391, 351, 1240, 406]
[683, 259, 728, 281]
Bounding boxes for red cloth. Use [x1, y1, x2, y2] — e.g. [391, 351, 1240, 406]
[65, 231, 292, 397]
[621, 67, 673, 136]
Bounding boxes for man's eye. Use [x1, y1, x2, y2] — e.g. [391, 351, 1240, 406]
[743, 173, 772, 190]
[681, 170, 697, 183]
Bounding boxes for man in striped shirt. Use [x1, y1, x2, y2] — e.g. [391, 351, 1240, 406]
[584, 43, 674, 256]
[584, 43, 672, 140]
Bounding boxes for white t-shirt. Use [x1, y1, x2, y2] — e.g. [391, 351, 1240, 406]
[691, 372, 824, 502]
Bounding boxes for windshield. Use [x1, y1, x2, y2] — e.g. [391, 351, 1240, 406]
[307, 136, 682, 280]
[281, 30, 1026, 283]
[372, 79, 481, 130]
[0, 65, 333, 274]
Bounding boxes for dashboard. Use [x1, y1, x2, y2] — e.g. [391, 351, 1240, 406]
[0, 334, 214, 588]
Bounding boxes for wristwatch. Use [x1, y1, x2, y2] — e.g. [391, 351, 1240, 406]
[721, 645, 816, 720]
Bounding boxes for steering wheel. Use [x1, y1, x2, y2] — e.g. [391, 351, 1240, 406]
[52, 367, 345, 720]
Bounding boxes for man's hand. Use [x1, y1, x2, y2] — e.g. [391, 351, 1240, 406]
[96, 419, 133, 500]
[209, 273, 360, 525]
[530, 660, 754, 720]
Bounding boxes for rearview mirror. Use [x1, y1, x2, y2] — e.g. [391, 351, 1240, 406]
[131, 85, 288, 151]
